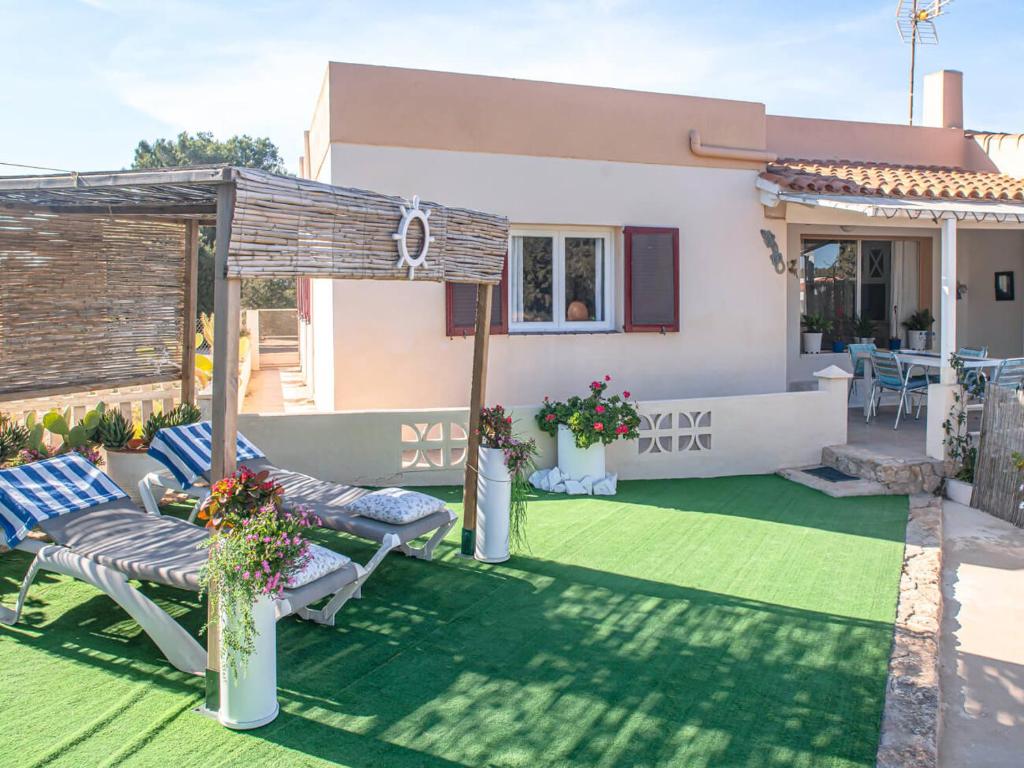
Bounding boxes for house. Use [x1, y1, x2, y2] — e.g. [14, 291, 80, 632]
[277, 63, 1024, 480]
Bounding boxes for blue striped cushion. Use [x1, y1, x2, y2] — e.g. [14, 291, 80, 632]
[147, 421, 265, 489]
[0, 454, 127, 548]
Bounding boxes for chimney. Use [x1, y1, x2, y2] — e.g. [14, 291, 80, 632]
[922, 70, 963, 129]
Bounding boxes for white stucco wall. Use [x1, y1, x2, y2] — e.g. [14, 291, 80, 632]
[324, 143, 787, 409]
[310, 278, 335, 411]
[956, 229, 1024, 358]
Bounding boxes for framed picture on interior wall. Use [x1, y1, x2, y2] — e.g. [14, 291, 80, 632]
[995, 271, 1015, 301]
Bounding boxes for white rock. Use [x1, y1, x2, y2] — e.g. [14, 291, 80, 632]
[579, 475, 595, 494]
[564, 479, 587, 495]
[593, 473, 618, 496]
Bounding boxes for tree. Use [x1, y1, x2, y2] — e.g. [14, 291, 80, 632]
[131, 132, 295, 314]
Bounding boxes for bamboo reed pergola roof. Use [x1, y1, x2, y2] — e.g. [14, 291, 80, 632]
[0, 165, 509, 283]
[1, 162, 507, 697]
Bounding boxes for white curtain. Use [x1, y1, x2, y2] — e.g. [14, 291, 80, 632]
[891, 240, 920, 336]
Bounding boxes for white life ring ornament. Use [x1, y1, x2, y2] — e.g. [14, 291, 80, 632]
[392, 195, 435, 280]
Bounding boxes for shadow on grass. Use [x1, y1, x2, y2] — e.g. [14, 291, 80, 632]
[0, 475, 906, 767]
[2, 533, 894, 768]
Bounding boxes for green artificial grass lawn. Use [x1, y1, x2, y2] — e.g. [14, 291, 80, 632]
[0, 476, 907, 768]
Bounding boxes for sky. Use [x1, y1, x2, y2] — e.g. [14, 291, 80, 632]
[3, 0, 1023, 176]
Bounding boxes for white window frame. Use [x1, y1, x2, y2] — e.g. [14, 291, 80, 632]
[508, 227, 616, 333]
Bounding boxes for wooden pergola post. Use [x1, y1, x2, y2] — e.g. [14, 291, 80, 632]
[206, 182, 241, 711]
[461, 282, 493, 556]
[180, 220, 200, 404]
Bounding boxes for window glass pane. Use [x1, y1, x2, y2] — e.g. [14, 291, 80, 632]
[564, 237, 604, 322]
[512, 236, 553, 323]
[861, 241, 892, 329]
[801, 239, 856, 345]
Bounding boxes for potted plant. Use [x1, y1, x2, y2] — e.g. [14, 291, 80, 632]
[2, 407, 105, 469]
[902, 308, 935, 351]
[943, 354, 980, 506]
[197, 466, 319, 729]
[0, 413, 30, 467]
[852, 314, 876, 345]
[537, 376, 640, 486]
[100, 402, 201, 504]
[889, 305, 902, 350]
[474, 405, 537, 563]
[801, 314, 832, 354]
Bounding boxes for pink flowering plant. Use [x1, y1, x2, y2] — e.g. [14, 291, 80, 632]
[198, 465, 320, 667]
[536, 376, 641, 449]
[478, 405, 537, 551]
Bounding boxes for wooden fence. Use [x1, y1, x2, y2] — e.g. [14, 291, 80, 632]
[973, 384, 1024, 527]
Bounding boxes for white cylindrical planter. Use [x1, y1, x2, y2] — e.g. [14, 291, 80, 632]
[218, 596, 279, 730]
[945, 478, 975, 507]
[476, 447, 511, 564]
[907, 330, 929, 351]
[857, 337, 875, 345]
[557, 424, 606, 480]
[105, 450, 163, 505]
[801, 332, 823, 354]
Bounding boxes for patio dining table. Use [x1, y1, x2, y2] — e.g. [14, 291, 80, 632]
[857, 350, 1004, 417]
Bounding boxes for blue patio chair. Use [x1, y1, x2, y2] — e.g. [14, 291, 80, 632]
[847, 342, 876, 402]
[990, 357, 1024, 391]
[956, 346, 990, 392]
[866, 350, 929, 429]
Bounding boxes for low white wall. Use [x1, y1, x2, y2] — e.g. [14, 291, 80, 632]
[237, 375, 847, 486]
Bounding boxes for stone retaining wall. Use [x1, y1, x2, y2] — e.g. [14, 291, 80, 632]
[876, 494, 943, 768]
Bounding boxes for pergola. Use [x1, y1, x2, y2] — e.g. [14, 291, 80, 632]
[0, 164, 509, 704]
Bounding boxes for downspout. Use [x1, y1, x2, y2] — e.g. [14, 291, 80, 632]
[689, 129, 777, 163]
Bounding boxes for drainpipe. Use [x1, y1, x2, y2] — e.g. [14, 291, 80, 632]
[688, 130, 777, 163]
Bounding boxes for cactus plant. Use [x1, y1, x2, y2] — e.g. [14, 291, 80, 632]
[98, 410, 135, 451]
[0, 413, 30, 463]
[168, 401, 202, 426]
[141, 411, 169, 447]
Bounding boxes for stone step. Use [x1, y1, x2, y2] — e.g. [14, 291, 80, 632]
[821, 444, 947, 495]
[777, 466, 891, 497]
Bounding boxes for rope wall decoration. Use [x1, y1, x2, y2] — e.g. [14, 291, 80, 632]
[0, 213, 186, 399]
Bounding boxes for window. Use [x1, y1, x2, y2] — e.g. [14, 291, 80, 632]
[801, 239, 857, 346]
[800, 238, 926, 349]
[509, 228, 614, 332]
[445, 258, 508, 336]
[624, 227, 679, 332]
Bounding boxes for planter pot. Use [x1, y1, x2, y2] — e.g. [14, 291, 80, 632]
[105, 449, 162, 505]
[831, 340, 847, 353]
[219, 595, 279, 730]
[475, 447, 511, 564]
[856, 337, 875, 345]
[801, 332, 823, 354]
[945, 478, 975, 507]
[557, 424, 606, 480]
[906, 330, 930, 351]
[888, 338, 902, 351]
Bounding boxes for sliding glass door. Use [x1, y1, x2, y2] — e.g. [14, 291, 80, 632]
[801, 238, 924, 348]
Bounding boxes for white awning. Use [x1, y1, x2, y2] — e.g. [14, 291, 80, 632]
[755, 177, 1024, 223]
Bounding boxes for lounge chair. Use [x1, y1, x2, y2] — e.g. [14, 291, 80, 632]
[143, 422, 457, 563]
[0, 454, 397, 676]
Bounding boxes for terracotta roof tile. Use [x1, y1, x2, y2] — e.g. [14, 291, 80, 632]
[762, 159, 1024, 201]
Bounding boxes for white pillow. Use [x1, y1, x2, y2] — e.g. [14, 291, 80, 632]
[289, 543, 351, 588]
[347, 488, 446, 525]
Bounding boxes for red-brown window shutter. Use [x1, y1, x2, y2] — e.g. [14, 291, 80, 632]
[624, 226, 679, 333]
[445, 257, 508, 336]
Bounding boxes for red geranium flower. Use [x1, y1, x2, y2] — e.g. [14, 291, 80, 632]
[594, 422, 604, 431]
[604, 375, 611, 382]
[623, 390, 631, 399]
[595, 405, 605, 414]
[545, 413, 556, 422]
[615, 424, 628, 435]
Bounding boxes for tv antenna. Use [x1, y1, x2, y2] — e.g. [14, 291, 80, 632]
[896, 0, 952, 125]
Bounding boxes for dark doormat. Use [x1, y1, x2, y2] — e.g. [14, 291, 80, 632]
[802, 466, 859, 483]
